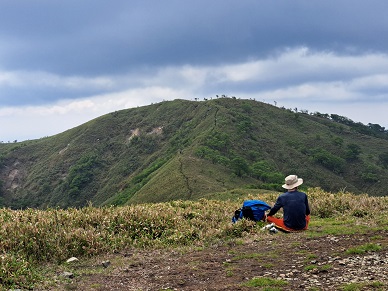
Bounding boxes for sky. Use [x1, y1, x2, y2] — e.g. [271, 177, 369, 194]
[1, 0, 388, 142]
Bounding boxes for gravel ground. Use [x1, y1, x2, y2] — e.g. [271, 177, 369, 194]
[50, 230, 387, 291]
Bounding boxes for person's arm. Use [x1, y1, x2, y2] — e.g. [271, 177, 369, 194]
[268, 197, 282, 216]
[305, 195, 311, 216]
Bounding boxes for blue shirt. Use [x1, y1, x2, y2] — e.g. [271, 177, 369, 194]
[268, 190, 310, 230]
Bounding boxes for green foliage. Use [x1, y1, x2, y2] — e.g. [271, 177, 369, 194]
[340, 281, 385, 291]
[304, 264, 318, 271]
[108, 158, 168, 205]
[332, 136, 344, 147]
[241, 277, 288, 288]
[259, 183, 283, 192]
[66, 154, 99, 197]
[241, 102, 253, 113]
[132, 158, 167, 184]
[361, 172, 379, 183]
[0, 253, 42, 289]
[236, 114, 252, 133]
[251, 161, 283, 183]
[378, 152, 388, 168]
[130, 134, 160, 154]
[311, 148, 345, 173]
[168, 124, 194, 153]
[304, 264, 332, 272]
[330, 114, 354, 125]
[345, 143, 362, 161]
[330, 114, 388, 139]
[345, 243, 382, 255]
[341, 282, 363, 291]
[361, 164, 381, 183]
[195, 146, 230, 165]
[203, 131, 231, 152]
[231, 156, 249, 177]
[194, 130, 233, 166]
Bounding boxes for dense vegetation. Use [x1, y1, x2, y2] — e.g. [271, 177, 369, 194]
[0, 188, 387, 289]
[0, 98, 387, 209]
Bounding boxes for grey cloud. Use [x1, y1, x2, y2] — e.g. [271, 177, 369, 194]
[1, 0, 388, 109]
[1, 1, 388, 76]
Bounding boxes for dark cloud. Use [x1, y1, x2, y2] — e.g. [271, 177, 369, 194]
[0, 0, 388, 131]
[1, 0, 388, 77]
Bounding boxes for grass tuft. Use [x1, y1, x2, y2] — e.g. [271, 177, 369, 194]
[242, 276, 288, 288]
[345, 243, 382, 255]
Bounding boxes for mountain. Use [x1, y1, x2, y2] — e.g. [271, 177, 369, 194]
[0, 98, 387, 208]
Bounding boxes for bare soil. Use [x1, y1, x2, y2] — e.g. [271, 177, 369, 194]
[51, 230, 387, 291]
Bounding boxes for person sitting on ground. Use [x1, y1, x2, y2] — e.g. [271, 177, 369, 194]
[265, 174, 311, 231]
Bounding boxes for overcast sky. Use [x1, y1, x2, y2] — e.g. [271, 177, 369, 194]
[1, 0, 388, 142]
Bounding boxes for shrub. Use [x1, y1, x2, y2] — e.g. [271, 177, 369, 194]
[378, 152, 388, 168]
[66, 154, 99, 196]
[231, 156, 250, 177]
[311, 148, 345, 173]
[361, 172, 379, 183]
[0, 253, 42, 289]
[203, 131, 230, 153]
[195, 146, 230, 165]
[345, 143, 361, 161]
[251, 161, 283, 183]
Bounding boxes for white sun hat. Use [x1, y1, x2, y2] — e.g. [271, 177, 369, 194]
[282, 174, 303, 189]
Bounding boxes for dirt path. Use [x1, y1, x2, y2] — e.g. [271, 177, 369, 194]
[51, 230, 387, 291]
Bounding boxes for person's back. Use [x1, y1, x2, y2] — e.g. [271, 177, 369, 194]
[272, 190, 309, 230]
[266, 175, 310, 231]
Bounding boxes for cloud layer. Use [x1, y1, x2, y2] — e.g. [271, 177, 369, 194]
[1, 1, 388, 141]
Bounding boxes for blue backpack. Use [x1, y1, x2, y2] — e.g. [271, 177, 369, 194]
[232, 200, 271, 223]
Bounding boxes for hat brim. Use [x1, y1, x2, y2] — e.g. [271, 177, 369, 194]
[282, 178, 303, 189]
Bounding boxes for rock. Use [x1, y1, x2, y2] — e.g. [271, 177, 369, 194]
[66, 257, 79, 263]
[61, 271, 74, 279]
[102, 260, 111, 268]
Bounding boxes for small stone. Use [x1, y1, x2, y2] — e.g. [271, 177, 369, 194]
[66, 257, 79, 263]
[61, 271, 74, 279]
[102, 260, 111, 268]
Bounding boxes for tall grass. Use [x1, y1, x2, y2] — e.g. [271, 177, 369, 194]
[0, 199, 253, 288]
[308, 187, 388, 218]
[0, 188, 387, 289]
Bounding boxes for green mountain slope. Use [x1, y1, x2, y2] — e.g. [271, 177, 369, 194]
[0, 98, 387, 208]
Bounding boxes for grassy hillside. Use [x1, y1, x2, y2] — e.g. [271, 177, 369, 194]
[0, 98, 387, 209]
